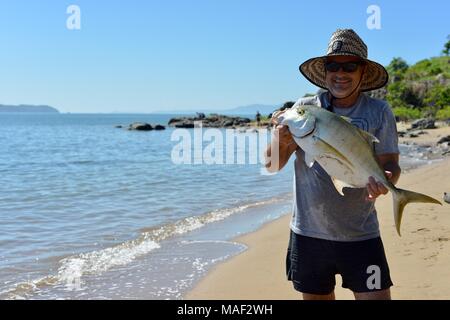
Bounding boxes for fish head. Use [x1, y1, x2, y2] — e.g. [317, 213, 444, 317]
[278, 105, 316, 138]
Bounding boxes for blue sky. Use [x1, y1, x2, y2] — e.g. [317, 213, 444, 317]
[0, 0, 448, 113]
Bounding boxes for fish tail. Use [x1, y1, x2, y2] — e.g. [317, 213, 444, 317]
[391, 188, 442, 236]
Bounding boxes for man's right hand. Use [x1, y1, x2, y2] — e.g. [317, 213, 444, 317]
[273, 124, 295, 147]
[265, 110, 298, 172]
[271, 110, 295, 147]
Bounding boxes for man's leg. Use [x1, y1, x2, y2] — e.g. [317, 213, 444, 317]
[336, 237, 393, 300]
[286, 233, 338, 299]
[303, 291, 336, 300]
[353, 288, 391, 300]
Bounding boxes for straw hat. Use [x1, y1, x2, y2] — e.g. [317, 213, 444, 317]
[299, 29, 388, 92]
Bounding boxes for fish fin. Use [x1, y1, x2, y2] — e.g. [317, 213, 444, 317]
[331, 178, 353, 196]
[340, 116, 352, 123]
[391, 188, 442, 236]
[304, 153, 315, 168]
[357, 128, 379, 144]
[312, 136, 354, 169]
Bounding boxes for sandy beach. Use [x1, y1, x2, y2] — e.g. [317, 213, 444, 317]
[186, 125, 450, 300]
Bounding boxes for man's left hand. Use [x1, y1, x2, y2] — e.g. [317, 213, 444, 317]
[366, 171, 393, 202]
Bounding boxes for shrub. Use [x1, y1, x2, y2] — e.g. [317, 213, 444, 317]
[436, 106, 450, 120]
[392, 106, 422, 120]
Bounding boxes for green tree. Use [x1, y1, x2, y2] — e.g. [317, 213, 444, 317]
[424, 85, 450, 115]
[442, 35, 450, 56]
[387, 57, 409, 73]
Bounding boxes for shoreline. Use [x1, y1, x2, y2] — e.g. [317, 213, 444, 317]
[186, 129, 450, 300]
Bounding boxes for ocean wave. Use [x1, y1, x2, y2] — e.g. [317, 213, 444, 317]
[0, 196, 287, 299]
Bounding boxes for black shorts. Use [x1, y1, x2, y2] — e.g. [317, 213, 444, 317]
[286, 231, 393, 295]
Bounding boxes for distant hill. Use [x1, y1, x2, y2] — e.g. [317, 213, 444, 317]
[0, 104, 59, 113]
[219, 104, 279, 116]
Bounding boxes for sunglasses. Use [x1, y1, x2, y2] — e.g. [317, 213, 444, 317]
[324, 61, 363, 73]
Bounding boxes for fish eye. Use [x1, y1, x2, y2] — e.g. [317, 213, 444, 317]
[297, 109, 305, 116]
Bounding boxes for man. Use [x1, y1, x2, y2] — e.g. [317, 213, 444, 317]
[265, 29, 400, 300]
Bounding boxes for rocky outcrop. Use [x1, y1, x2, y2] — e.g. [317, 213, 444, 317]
[437, 135, 450, 145]
[168, 114, 251, 128]
[118, 123, 166, 131]
[410, 118, 436, 130]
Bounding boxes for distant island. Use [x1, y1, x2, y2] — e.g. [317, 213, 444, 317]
[0, 104, 59, 113]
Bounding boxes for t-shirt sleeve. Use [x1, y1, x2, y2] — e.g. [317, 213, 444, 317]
[374, 104, 400, 155]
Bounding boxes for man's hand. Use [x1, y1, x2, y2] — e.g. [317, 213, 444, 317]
[273, 125, 296, 147]
[264, 110, 298, 172]
[271, 110, 296, 148]
[366, 171, 393, 202]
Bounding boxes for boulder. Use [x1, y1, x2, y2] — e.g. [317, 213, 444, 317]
[128, 122, 153, 131]
[437, 135, 450, 145]
[410, 118, 436, 130]
[154, 124, 166, 130]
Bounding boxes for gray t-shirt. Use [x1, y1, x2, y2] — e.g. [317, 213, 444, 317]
[290, 92, 400, 241]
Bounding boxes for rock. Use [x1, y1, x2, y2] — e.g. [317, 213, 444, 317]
[410, 118, 436, 130]
[154, 124, 166, 130]
[115, 125, 123, 128]
[128, 122, 153, 131]
[368, 87, 387, 101]
[168, 118, 181, 125]
[436, 73, 448, 86]
[174, 121, 195, 128]
[220, 120, 232, 127]
[168, 114, 252, 128]
[437, 135, 450, 144]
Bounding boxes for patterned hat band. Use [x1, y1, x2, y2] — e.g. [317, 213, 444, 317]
[299, 29, 388, 92]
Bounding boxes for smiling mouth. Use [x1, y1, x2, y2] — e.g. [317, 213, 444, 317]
[334, 79, 351, 84]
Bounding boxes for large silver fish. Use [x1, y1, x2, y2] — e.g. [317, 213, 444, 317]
[277, 104, 441, 236]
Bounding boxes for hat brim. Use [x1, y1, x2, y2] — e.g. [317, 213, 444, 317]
[299, 54, 388, 92]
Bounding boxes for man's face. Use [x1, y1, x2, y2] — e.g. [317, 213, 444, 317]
[324, 55, 365, 98]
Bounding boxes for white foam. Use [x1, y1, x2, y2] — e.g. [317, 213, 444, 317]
[57, 239, 161, 289]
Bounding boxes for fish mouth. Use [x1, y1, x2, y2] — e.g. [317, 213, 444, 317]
[290, 124, 316, 139]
